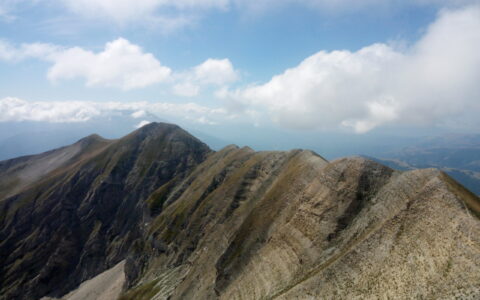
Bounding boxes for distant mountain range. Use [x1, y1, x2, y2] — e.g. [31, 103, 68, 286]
[368, 134, 480, 195]
[2, 116, 478, 196]
[0, 113, 230, 161]
[0, 123, 479, 300]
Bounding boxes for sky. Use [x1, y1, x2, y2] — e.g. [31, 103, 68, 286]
[1, 0, 480, 153]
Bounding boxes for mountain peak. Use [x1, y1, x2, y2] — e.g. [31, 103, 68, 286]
[122, 122, 199, 146]
[0, 123, 212, 300]
[119, 122, 210, 157]
[76, 133, 109, 146]
[134, 121, 180, 135]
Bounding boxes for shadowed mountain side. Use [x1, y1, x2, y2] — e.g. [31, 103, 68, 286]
[0, 123, 212, 300]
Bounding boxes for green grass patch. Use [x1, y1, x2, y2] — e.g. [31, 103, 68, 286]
[146, 180, 174, 216]
[119, 278, 162, 300]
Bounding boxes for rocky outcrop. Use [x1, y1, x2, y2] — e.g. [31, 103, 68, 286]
[1, 123, 479, 300]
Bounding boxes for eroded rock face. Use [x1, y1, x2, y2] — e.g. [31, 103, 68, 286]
[1, 124, 479, 300]
[0, 123, 211, 300]
[123, 149, 480, 300]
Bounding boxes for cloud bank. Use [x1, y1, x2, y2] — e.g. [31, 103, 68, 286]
[0, 97, 227, 125]
[1, 4, 480, 134]
[221, 5, 480, 133]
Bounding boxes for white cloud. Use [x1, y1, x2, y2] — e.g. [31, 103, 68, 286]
[172, 82, 200, 97]
[0, 40, 60, 62]
[0, 40, 16, 61]
[46, 38, 171, 90]
[0, 38, 172, 90]
[2, 4, 479, 132]
[193, 58, 239, 85]
[135, 120, 152, 128]
[1, 39, 240, 93]
[131, 110, 147, 118]
[0, 97, 228, 125]
[0, 97, 102, 122]
[223, 5, 480, 133]
[173, 58, 239, 97]
[225, 43, 403, 132]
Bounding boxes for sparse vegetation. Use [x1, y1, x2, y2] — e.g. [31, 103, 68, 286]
[119, 278, 161, 300]
[147, 180, 174, 216]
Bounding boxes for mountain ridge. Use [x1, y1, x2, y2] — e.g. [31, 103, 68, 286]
[0, 122, 211, 300]
[0, 122, 479, 300]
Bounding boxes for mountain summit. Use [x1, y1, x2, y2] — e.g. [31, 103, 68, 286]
[0, 122, 211, 300]
[0, 123, 479, 300]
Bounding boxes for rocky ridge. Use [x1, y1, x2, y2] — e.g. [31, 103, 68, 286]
[0, 122, 479, 300]
[123, 146, 480, 300]
[0, 123, 211, 300]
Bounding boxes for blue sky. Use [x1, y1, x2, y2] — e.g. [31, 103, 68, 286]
[1, 0, 480, 147]
[1, 1, 437, 87]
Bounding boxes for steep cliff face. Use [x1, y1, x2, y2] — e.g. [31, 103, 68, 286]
[1, 124, 479, 300]
[0, 123, 211, 300]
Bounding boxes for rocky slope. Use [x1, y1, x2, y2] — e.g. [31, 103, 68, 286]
[1, 123, 479, 300]
[122, 146, 480, 300]
[0, 123, 211, 300]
